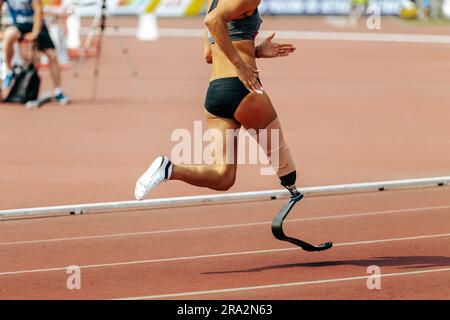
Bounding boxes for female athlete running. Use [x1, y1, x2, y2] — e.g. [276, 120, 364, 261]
[135, 0, 301, 200]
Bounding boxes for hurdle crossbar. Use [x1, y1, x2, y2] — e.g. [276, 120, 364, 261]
[0, 176, 449, 218]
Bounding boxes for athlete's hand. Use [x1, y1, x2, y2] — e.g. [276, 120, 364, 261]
[23, 32, 39, 42]
[256, 32, 296, 58]
[235, 62, 263, 94]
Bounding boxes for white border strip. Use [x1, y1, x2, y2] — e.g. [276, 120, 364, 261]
[0, 176, 449, 217]
[82, 27, 450, 44]
[117, 267, 450, 300]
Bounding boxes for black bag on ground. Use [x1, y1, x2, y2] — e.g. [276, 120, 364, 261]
[4, 63, 41, 104]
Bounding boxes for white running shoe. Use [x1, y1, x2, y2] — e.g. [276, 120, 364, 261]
[135, 156, 173, 200]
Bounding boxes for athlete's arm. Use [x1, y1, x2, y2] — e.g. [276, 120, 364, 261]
[24, 0, 43, 41]
[204, 29, 212, 64]
[204, 0, 262, 93]
[204, 0, 213, 64]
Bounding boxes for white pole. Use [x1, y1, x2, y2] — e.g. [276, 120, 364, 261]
[0, 176, 449, 217]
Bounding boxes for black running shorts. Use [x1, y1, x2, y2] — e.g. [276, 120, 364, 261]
[15, 23, 56, 51]
[205, 77, 259, 119]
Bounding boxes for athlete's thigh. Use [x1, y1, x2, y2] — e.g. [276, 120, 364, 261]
[3, 26, 21, 41]
[234, 91, 278, 130]
[204, 110, 240, 172]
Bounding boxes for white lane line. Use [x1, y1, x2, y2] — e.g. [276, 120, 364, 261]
[83, 27, 450, 44]
[116, 267, 450, 300]
[272, 30, 450, 44]
[1, 204, 449, 246]
[0, 233, 449, 277]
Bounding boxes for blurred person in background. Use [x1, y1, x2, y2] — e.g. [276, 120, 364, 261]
[417, 0, 431, 18]
[0, 0, 70, 104]
[349, 0, 369, 25]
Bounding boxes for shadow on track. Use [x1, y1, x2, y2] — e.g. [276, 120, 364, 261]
[202, 256, 450, 275]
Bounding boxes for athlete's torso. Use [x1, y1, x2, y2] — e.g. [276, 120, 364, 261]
[207, 0, 262, 81]
[5, 0, 34, 25]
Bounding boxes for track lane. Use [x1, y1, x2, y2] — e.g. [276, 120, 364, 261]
[0, 235, 448, 299]
[145, 268, 450, 300]
[0, 203, 448, 272]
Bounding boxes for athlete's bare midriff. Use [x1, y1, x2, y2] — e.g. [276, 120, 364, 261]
[210, 40, 257, 82]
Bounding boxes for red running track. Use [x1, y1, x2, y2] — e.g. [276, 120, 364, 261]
[0, 187, 449, 299]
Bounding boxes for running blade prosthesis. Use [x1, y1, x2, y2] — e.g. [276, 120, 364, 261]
[272, 191, 333, 252]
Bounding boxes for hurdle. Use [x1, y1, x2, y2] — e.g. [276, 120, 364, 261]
[0, 176, 449, 218]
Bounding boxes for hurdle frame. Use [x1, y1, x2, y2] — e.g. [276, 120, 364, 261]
[0, 176, 449, 218]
